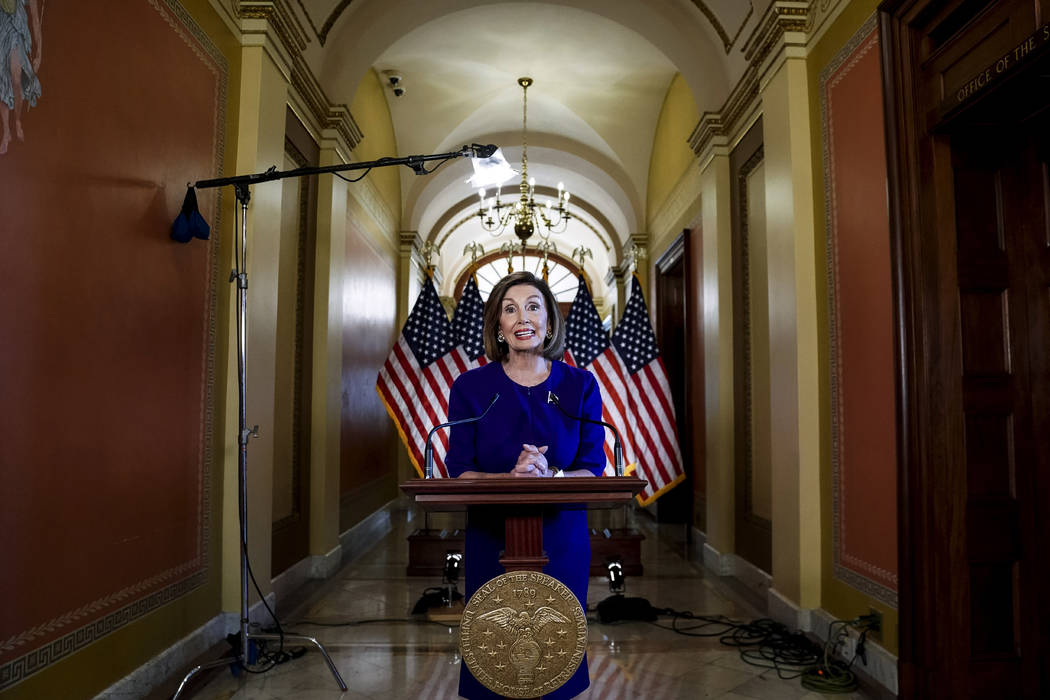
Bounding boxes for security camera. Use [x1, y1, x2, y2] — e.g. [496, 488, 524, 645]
[382, 70, 405, 97]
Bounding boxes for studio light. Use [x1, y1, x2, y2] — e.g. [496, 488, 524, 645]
[606, 559, 625, 594]
[443, 550, 463, 584]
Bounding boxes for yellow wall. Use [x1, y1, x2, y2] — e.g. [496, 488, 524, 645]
[349, 68, 402, 225]
[761, 52, 821, 609]
[808, 0, 899, 653]
[646, 73, 700, 230]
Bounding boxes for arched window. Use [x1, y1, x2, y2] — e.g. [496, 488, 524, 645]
[471, 254, 579, 303]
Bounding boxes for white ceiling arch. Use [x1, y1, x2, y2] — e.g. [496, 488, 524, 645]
[317, 0, 735, 119]
[305, 0, 741, 280]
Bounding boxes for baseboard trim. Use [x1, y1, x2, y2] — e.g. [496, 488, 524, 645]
[99, 500, 400, 699]
[767, 586, 811, 632]
[94, 594, 275, 700]
[700, 542, 772, 606]
[689, 525, 707, 567]
[339, 498, 395, 565]
[810, 608, 898, 696]
[702, 542, 733, 575]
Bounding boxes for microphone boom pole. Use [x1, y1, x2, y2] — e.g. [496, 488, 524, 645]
[173, 144, 499, 699]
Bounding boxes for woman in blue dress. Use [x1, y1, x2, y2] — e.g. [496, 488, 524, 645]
[445, 271, 605, 699]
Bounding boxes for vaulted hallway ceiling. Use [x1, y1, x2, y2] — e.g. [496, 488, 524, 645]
[292, 0, 760, 291]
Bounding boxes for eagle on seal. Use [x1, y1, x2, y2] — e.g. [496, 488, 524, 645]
[478, 606, 570, 637]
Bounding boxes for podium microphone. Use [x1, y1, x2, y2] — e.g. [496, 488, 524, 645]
[424, 393, 500, 479]
[547, 391, 624, 477]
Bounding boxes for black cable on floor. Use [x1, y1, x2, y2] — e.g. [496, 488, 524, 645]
[291, 617, 458, 630]
[597, 600, 877, 694]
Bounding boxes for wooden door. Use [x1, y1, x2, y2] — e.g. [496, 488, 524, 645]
[654, 234, 692, 524]
[271, 109, 317, 575]
[730, 119, 772, 573]
[882, 2, 1050, 694]
[947, 116, 1050, 698]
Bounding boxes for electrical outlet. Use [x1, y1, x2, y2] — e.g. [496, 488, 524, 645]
[866, 608, 883, 642]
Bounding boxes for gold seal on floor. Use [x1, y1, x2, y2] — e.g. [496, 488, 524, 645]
[460, 571, 587, 698]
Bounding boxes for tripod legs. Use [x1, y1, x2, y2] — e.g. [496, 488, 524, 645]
[169, 631, 348, 699]
[250, 631, 348, 690]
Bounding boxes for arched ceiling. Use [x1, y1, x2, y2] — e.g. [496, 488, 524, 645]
[294, 0, 759, 295]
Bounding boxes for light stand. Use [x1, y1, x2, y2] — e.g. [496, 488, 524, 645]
[172, 145, 498, 699]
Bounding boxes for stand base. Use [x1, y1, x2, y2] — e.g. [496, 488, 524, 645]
[171, 631, 347, 699]
[426, 599, 465, 625]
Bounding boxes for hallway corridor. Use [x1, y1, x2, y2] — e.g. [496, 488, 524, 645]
[176, 506, 872, 700]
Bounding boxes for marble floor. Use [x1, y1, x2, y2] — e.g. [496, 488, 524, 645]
[179, 506, 872, 700]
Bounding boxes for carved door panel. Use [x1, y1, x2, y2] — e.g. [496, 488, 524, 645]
[949, 118, 1050, 698]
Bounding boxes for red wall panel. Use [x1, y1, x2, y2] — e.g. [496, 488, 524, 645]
[0, 1, 225, 688]
[822, 23, 899, 604]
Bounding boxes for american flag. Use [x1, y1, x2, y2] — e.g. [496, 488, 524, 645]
[451, 274, 487, 365]
[562, 275, 639, 484]
[376, 276, 474, 478]
[564, 275, 684, 504]
[611, 275, 684, 503]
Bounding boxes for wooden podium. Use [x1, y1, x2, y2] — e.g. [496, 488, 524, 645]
[400, 477, 647, 573]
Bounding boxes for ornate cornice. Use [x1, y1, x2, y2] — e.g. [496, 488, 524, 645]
[232, 3, 363, 158]
[237, 1, 310, 54]
[688, 64, 760, 162]
[689, 1, 810, 163]
[650, 162, 702, 247]
[289, 57, 363, 154]
[742, 1, 809, 64]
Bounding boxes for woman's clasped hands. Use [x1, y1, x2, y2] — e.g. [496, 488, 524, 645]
[512, 443, 552, 477]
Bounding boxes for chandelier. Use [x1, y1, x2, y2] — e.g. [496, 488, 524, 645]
[476, 77, 571, 243]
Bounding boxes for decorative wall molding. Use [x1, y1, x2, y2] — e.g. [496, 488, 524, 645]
[0, 1, 224, 690]
[347, 176, 399, 255]
[689, 64, 761, 166]
[689, 1, 756, 54]
[742, 1, 809, 64]
[318, 0, 356, 46]
[95, 595, 275, 700]
[736, 143, 765, 527]
[231, 2, 362, 159]
[100, 502, 398, 699]
[821, 13, 899, 610]
[690, 1, 811, 164]
[649, 162, 703, 244]
[237, 1, 310, 54]
[289, 56, 363, 156]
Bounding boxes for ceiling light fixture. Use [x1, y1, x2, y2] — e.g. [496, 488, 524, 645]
[476, 77, 571, 249]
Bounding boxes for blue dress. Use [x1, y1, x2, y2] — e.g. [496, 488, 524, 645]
[445, 360, 606, 699]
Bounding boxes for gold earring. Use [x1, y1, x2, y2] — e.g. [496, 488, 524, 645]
[546, 328, 553, 339]
[497, 331, 506, 342]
